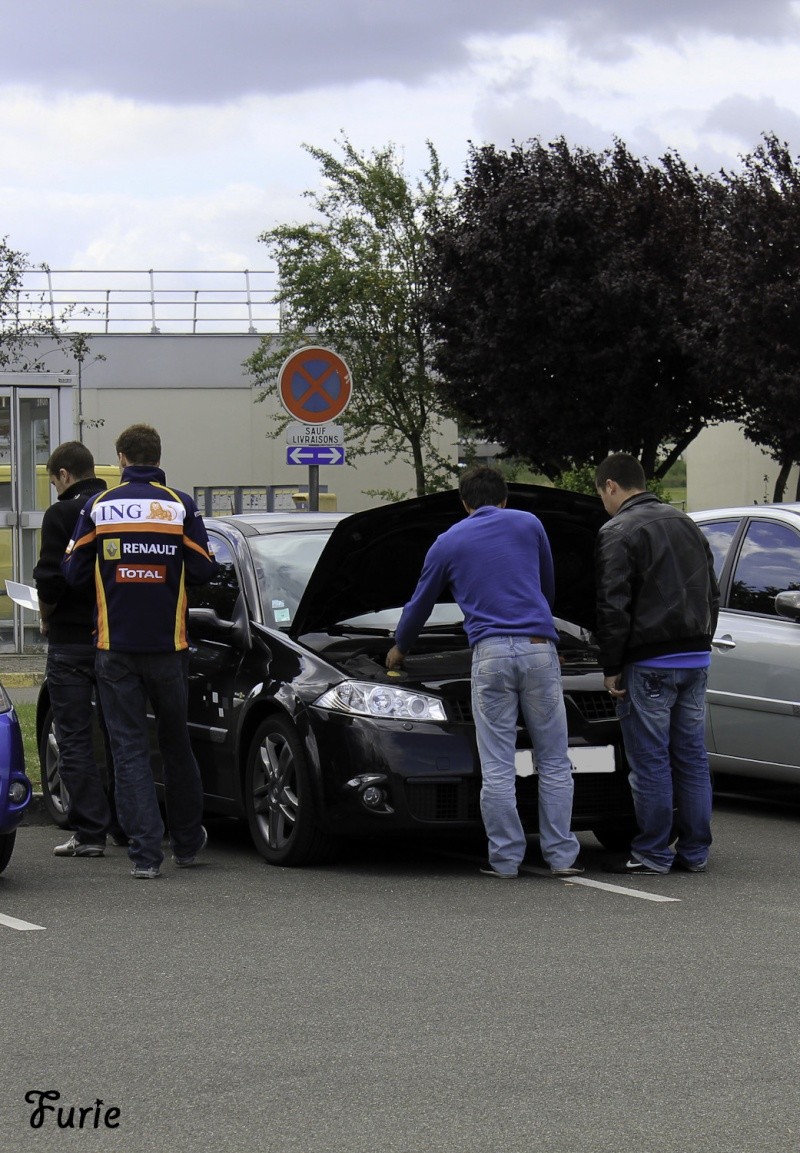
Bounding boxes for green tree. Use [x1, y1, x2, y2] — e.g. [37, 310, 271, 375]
[0, 238, 64, 369]
[425, 138, 738, 480]
[245, 137, 457, 498]
[705, 134, 800, 501]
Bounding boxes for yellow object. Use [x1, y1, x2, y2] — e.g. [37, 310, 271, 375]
[291, 492, 337, 511]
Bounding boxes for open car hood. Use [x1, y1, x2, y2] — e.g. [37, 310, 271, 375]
[290, 484, 609, 639]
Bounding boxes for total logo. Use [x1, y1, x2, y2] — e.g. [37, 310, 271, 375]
[115, 564, 167, 583]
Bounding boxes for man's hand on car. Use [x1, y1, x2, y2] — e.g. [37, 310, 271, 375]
[386, 645, 405, 670]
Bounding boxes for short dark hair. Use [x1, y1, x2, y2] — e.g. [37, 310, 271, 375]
[46, 441, 95, 480]
[458, 464, 508, 509]
[595, 453, 646, 492]
[115, 423, 161, 465]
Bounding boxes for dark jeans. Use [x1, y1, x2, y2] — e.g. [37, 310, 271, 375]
[47, 643, 121, 845]
[617, 665, 713, 872]
[95, 649, 204, 870]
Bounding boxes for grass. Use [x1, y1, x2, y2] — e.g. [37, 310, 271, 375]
[14, 702, 41, 791]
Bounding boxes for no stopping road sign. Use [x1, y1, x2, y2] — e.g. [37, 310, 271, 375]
[277, 346, 352, 424]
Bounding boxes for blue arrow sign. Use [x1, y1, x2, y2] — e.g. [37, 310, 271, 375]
[286, 445, 345, 466]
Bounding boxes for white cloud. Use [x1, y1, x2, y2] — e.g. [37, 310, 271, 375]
[3, 16, 800, 270]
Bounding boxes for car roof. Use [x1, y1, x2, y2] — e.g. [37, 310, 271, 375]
[207, 511, 350, 535]
[690, 503, 800, 519]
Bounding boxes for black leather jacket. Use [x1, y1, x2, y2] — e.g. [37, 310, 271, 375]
[33, 476, 107, 644]
[594, 492, 720, 676]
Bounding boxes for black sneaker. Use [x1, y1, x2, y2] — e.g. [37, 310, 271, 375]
[605, 858, 664, 876]
[672, 857, 707, 873]
[173, 826, 208, 868]
[479, 864, 518, 878]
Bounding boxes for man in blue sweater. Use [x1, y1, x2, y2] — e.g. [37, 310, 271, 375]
[386, 465, 582, 878]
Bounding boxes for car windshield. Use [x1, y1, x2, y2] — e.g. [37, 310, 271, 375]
[247, 530, 464, 633]
[249, 531, 332, 627]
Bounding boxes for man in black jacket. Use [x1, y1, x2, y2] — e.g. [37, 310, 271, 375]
[594, 453, 719, 876]
[33, 441, 122, 857]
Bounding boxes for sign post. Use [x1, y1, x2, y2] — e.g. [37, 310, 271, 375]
[276, 346, 352, 511]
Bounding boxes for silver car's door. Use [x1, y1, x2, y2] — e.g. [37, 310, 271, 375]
[694, 517, 742, 757]
[706, 516, 800, 780]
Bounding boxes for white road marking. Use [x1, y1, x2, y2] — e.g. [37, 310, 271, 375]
[437, 850, 682, 902]
[0, 912, 46, 931]
[562, 877, 680, 903]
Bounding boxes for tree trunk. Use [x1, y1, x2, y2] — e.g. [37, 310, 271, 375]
[411, 437, 426, 496]
[772, 459, 792, 502]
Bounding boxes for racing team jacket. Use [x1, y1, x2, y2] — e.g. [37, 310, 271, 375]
[62, 464, 218, 652]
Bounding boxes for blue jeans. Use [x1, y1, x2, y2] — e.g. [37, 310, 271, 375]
[617, 665, 713, 872]
[472, 636, 580, 874]
[95, 650, 204, 870]
[46, 643, 121, 846]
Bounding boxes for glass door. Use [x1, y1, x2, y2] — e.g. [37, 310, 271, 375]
[0, 384, 64, 651]
[0, 396, 14, 651]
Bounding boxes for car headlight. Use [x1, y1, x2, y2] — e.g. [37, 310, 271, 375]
[315, 681, 447, 723]
[0, 684, 12, 714]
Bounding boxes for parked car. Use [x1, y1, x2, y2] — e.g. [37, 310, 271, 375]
[690, 503, 800, 785]
[0, 680, 32, 873]
[37, 486, 636, 866]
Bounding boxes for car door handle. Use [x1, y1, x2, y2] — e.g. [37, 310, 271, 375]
[713, 634, 736, 650]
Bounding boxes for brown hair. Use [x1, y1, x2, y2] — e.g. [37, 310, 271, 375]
[115, 424, 161, 465]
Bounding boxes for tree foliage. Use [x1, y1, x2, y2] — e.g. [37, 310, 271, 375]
[0, 238, 65, 370]
[705, 134, 800, 500]
[245, 137, 457, 498]
[425, 138, 740, 480]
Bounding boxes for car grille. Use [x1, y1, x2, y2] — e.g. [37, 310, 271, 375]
[566, 691, 617, 721]
[447, 690, 616, 726]
[405, 771, 629, 825]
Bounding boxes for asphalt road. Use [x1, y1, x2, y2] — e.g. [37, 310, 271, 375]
[1, 799, 799, 1153]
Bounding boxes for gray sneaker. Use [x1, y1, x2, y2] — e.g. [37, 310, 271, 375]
[131, 864, 161, 879]
[551, 862, 585, 877]
[54, 834, 104, 858]
[479, 863, 518, 878]
[173, 826, 208, 868]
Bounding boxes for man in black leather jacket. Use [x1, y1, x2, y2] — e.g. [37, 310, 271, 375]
[33, 441, 123, 857]
[594, 453, 719, 876]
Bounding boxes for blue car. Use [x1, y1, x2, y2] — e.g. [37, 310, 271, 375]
[0, 681, 32, 873]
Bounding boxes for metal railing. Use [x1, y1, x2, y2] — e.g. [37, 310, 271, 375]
[10, 269, 281, 334]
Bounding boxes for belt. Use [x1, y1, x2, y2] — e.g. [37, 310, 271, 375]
[529, 636, 549, 644]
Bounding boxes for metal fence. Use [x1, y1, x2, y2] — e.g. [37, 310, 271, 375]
[10, 269, 281, 334]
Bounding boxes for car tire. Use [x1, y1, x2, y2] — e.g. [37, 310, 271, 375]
[38, 706, 71, 829]
[591, 820, 639, 852]
[0, 831, 15, 874]
[244, 715, 335, 867]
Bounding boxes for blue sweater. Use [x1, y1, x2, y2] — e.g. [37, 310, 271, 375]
[394, 504, 559, 651]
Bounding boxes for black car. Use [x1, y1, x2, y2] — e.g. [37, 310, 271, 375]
[38, 485, 634, 866]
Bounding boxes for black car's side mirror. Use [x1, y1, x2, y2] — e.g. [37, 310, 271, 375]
[188, 594, 251, 650]
[188, 607, 235, 636]
[775, 590, 800, 622]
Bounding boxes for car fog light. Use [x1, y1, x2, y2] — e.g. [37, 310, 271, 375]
[8, 780, 29, 804]
[362, 786, 385, 809]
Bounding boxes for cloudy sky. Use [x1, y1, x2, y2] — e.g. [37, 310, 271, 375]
[3, 0, 800, 273]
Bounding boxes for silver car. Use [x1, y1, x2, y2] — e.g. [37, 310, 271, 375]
[690, 504, 800, 783]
